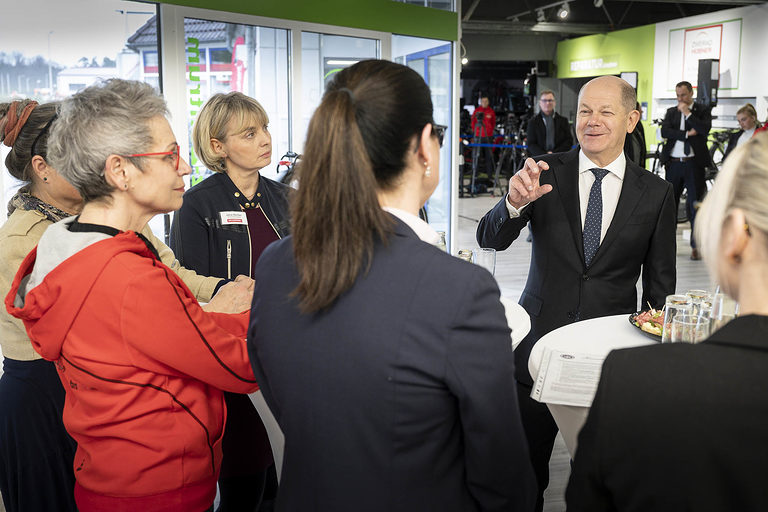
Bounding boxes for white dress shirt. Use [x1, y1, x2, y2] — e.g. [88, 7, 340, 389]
[505, 150, 625, 244]
[577, 151, 625, 243]
[670, 106, 694, 158]
[382, 206, 441, 244]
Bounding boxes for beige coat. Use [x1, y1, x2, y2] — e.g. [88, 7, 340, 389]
[0, 208, 220, 360]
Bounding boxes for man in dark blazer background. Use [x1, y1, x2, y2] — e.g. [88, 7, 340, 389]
[477, 75, 677, 511]
[526, 90, 573, 158]
[660, 80, 712, 260]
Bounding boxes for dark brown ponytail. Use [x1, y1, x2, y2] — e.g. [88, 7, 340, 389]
[1, 100, 59, 183]
[291, 60, 434, 312]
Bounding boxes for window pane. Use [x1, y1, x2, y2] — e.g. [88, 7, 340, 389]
[392, 36, 453, 243]
[393, 0, 455, 12]
[183, 19, 290, 187]
[0, 0, 158, 225]
[298, 32, 378, 152]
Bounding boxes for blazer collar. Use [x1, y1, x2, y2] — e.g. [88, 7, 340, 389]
[553, 148, 584, 264]
[552, 150, 648, 269]
[703, 315, 768, 352]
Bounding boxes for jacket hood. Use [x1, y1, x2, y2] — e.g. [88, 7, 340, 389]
[5, 218, 154, 360]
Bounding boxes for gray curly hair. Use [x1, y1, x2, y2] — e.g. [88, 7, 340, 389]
[47, 79, 168, 203]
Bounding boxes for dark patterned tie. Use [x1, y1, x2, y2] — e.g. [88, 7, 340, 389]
[583, 168, 609, 267]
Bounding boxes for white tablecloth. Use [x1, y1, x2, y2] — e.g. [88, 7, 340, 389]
[500, 296, 530, 350]
[527, 314, 655, 457]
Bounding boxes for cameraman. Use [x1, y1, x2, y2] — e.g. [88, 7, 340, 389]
[471, 94, 497, 178]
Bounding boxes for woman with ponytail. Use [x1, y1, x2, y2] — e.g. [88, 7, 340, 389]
[246, 60, 535, 511]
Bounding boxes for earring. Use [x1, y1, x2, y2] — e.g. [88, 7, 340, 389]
[124, 183, 128, 190]
[425, 166, 431, 177]
[43, 176, 48, 182]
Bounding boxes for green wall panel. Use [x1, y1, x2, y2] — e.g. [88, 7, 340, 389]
[159, 0, 459, 41]
[556, 25, 657, 147]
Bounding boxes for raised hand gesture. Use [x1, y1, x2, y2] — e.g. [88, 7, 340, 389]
[506, 158, 553, 209]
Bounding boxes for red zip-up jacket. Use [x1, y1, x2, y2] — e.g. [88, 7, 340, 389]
[6, 221, 259, 512]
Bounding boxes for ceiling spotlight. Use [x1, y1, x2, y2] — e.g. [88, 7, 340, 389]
[557, 2, 570, 19]
[536, 8, 546, 22]
[461, 57, 469, 65]
[594, 0, 604, 7]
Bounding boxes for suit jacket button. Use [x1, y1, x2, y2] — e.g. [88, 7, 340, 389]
[583, 274, 589, 281]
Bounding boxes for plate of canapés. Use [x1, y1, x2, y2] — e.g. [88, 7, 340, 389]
[629, 308, 664, 340]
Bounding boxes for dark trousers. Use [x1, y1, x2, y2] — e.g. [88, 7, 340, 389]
[0, 358, 77, 512]
[665, 160, 706, 248]
[217, 392, 273, 512]
[517, 381, 559, 512]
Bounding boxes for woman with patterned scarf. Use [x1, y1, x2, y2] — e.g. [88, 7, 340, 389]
[0, 100, 247, 512]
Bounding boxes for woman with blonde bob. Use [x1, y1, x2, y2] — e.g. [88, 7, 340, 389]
[246, 59, 536, 511]
[6, 80, 259, 512]
[567, 133, 768, 510]
[171, 92, 290, 510]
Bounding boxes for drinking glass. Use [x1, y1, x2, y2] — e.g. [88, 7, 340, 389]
[670, 314, 698, 343]
[457, 249, 473, 263]
[435, 231, 447, 253]
[711, 292, 739, 332]
[686, 289, 711, 317]
[661, 294, 693, 343]
[472, 248, 496, 275]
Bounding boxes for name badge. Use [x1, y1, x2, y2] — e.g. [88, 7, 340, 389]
[220, 211, 248, 225]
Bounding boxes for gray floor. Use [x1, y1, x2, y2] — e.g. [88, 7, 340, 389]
[456, 193, 711, 512]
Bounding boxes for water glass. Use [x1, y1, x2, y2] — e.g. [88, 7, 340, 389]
[661, 294, 693, 343]
[457, 249, 473, 263]
[711, 292, 739, 332]
[670, 314, 709, 343]
[435, 231, 447, 253]
[472, 248, 496, 275]
[686, 289, 711, 316]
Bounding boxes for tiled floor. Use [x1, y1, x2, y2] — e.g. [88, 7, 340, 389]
[456, 193, 711, 512]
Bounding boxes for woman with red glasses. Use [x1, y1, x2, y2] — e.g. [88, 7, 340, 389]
[5, 80, 259, 512]
[170, 92, 291, 511]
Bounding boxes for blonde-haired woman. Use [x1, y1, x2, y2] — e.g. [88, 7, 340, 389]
[171, 92, 289, 510]
[723, 103, 761, 160]
[567, 132, 768, 510]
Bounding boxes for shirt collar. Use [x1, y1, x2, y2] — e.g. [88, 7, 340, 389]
[578, 149, 626, 180]
[382, 206, 440, 244]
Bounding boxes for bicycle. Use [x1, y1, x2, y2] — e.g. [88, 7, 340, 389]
[706, 129, 736, 183]
[275, 151, 301, 188]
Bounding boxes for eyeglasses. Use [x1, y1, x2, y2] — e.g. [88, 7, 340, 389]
[432, 124, 447, 147]
[540, 99, 555, 103]
[122, 146, 180, 170]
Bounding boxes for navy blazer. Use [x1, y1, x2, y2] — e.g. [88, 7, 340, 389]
[248, 216, 535, 512]
[477, 149, 677, 385]
[567, 315, 768, 511]
[526, 112, 573, 157]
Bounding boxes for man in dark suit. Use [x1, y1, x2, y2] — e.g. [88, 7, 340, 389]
[660, 80, 712, 260]
[526, 90, 573, 157]
[477, 75, 677, 512]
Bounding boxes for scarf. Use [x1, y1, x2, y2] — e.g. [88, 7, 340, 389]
[7, 186, 71, 223]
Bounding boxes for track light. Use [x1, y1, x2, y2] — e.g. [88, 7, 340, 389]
[557, 2, 570, 19]
[461, 57, 469, 65]
[536, 8, 546, 22]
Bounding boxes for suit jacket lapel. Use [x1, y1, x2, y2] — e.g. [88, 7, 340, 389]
[553, 149, 584, 264]
[590, 161, 646, 265]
